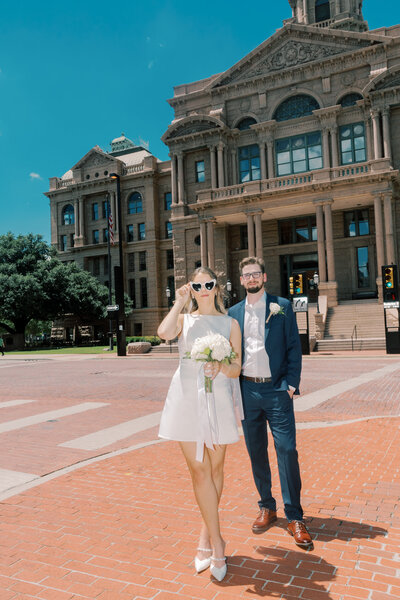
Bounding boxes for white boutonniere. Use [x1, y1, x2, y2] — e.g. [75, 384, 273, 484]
[266, 302, 285, 324]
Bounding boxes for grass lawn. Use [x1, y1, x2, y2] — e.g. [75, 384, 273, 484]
[7, 346, 117, 355]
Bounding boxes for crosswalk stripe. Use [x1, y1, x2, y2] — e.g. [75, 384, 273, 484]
[0, 402, 108, 434]
[59, 411, 162, 450]
[0, 400, 34, 408]
[0, 468, 39, 494]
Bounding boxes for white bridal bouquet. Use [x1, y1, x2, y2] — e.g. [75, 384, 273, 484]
[186, 333, 237, 393]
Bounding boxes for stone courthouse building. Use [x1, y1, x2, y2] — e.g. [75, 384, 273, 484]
[47, 0, 400, 335]
[163, 0, 400, 309]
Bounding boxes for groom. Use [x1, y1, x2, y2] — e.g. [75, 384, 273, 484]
[228, 256, 312, 548]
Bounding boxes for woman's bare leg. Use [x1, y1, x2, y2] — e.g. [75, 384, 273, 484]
[198, 445, 227, 558]
[180, 442, 227, 560]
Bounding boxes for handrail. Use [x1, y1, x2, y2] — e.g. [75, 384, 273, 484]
[351, 325, 358, 351]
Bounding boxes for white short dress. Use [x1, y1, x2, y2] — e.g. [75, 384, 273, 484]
[159, 313, 243, 461]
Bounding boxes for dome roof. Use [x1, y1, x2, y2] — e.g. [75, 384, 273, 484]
[110, 133, 136, 152]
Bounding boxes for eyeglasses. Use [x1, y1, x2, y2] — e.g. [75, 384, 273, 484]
[190, 279, 216, 293]
[242, 271, 263, 280]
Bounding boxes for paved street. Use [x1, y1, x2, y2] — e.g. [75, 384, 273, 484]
[0, 353, 399, 599]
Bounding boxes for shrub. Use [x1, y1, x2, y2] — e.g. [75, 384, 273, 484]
[126, 336, 161, 346]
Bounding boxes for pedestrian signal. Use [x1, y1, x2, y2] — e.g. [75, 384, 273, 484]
[382, 264, 399, 303]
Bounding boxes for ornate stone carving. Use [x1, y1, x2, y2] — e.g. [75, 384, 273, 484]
[375, 72, 400, 90]
[167, 121, 220, 140]
[81, 153, 114, 168]
[215, 39, 370, 87]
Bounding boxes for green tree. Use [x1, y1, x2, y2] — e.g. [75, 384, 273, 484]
[0, 233, 112, 347]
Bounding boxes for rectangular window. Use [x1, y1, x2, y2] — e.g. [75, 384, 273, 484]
[166, 221, 172, 239]
[139, 251, 147, 271]
[138, 223, 146, 240]
[127, 224, 134, 242]
[195, 160, 205, 183]
[164, 192, 172, 210]
[128, 253, 135, 272]
[344, 209, 370, 237]
[357, 246, 370, 288]
[93, 257, 100, 276]
[167, 275, 175, 306]
[238, 144, 260, 183]
[60, 235, 67, 251]
[69, 234, 74, 248]
[340, 123, 366, 165]
[129, 279, 136, 308]
[102, 200, 109, 219]
[134, 323, 142, 336]
[166, 248, 174, 270]
[103, 228, 108, 242]
[92, 203, 99, 220]
[279, 216, 317, 245]
[140, 278, 148, 308]
[276, 132, 323, 176]
[92, 230, 99, 244]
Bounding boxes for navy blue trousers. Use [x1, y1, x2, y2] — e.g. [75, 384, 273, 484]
[240, 379, 303, 522]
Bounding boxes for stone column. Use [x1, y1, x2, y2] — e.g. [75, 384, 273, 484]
[111, 191, 117, 233]
[371, 109, 382, 160]
[374, 194, 385, 271]
[74, 199, 79, 239]
[383, 192, 395, 265]
[266, 139, 275, 179]
[231, 149, 237, 185]
[324, 202, 336, 282]
[217, 142, 225, 188]
[315, 203, 327, 283]
[259, 142, 267, 180]
[254, 212, 263, 260]
[247, 213, 255, 257]
[207, 220, 215, 270]
[365, 117, 373, 160]
[303, 0, 308, 23]
[330, 126, 339, 167]
[177, 153, 184, 204]
[200, 220, 207, 267]
[79, 197, 85, 239]
[170, 153, 178, 204]
[210, 146, 217, 189]
[381, 108, 392, 162]
[322, 128, 330, 168]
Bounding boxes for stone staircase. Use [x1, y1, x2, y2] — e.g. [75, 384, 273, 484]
[315, 300, 387, 351]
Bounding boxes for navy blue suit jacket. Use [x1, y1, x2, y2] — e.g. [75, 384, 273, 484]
[228, 292, 302, 393]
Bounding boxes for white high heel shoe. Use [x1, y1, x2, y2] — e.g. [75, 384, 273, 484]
[194, 547, 212, 573]
[210, 556, 227, 581]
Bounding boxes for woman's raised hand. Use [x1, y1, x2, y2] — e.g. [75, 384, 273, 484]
[204, 361, 221, 380]
[175, 283, 191, 307]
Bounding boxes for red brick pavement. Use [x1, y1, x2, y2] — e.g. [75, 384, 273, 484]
[0, 355, 399, 599]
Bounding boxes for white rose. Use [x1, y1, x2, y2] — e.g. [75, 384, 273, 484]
[269, 302, 281, 315]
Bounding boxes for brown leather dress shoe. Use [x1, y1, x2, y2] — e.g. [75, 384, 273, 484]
[287, 520, 313, 548]
[252, 508, 277, 533]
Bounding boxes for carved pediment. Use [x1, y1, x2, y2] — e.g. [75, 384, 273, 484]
[73, 148, 117, 170]
[375, 72, 400, 90]
[164, 118, 222, 142]
[212, 30, 373, 88]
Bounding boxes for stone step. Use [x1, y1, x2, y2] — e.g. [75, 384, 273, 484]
[316, 338, 386, 351]
[150, 344, 179, 354]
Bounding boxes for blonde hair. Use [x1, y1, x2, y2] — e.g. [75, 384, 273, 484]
[186, 266, 226, 314]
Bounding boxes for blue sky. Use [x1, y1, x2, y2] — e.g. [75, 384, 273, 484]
[0, 0, 398, 242]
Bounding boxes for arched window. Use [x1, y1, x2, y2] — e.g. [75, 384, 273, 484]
[315, 0, 330, 23]
[273, 94, 320, 122]
[237, 117, 257, 131]
[128, 192, 143, 214]
[62, 204, 74, 225]
[339, 93, 363, 107]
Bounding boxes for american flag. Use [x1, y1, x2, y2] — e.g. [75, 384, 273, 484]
[107, 203, 114, 245]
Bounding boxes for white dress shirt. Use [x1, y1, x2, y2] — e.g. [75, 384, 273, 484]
[242, 292, 271, 378]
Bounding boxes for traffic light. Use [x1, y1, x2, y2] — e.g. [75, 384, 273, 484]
[289, 276, 294, 296]
[294, 273, 304, 296]
[382, 265, 399, 303]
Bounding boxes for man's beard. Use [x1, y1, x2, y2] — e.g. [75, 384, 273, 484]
[246, 283, 263, 294]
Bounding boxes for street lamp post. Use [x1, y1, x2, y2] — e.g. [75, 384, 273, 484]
[166, 286, 172, 353]
[226, 279, 232, 308]
[313, 272, 320, 314]
[110, 173, 126, 357]
[106, 194, 114, 351]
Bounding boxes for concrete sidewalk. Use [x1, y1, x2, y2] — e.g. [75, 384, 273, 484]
[0, 357, 399, 599]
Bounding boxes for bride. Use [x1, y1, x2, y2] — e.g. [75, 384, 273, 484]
[157, 266, 242, 582]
